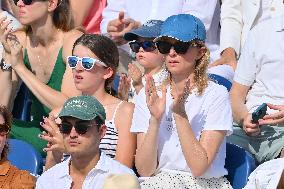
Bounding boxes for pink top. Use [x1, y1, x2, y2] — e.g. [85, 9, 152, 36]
[83, 0, 107, 34]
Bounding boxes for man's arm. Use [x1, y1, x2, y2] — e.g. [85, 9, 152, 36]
[100, 0, 126, 34]
[220, 0, 243, 56]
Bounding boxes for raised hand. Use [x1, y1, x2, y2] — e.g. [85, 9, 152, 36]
[146, 75, 166, 121]
[171, 78, 190, 117]
[128, 63, 143, 93]
[0, 16, 14, 53]
[39, 116, 66, 154]
[5, 34, 23, 70]
[107, 11, 141, 45]
[117, 73, 131, 101]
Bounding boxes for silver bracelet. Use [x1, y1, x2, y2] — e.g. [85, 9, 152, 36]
[0, 58, 12, 71]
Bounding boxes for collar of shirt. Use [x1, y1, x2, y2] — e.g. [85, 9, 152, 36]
[0, 159, 11, 176]
[56, 152, 110, 179]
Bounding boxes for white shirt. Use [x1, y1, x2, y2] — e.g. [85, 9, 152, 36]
[131, 81, 233, 178]
[234, 16, 284, 114]
[257, 0, 284, 26]
[244, 158, 284, 189]
[100, 0, 221, 63]
[130, 67, 168, 100]
[35, 152, 135, 189]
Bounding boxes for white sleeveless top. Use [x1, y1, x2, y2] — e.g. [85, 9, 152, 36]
[99, 101, 123, 158]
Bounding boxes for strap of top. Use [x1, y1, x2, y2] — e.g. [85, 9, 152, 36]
[111, 101, 123, 121]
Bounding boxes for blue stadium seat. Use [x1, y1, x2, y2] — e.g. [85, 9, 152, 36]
[208, 73, 232, 91]
[7, 139, 44, 176]
[12, 83, 32, 121]
[225, 143, 257, 189]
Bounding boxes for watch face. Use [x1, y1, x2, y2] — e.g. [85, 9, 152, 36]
[0, 58, 11, 71]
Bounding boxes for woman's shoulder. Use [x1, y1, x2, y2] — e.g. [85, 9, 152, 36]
[61, 29, 84, 58]
[119, 100, 135, 112]
[63, 28, 84, 44]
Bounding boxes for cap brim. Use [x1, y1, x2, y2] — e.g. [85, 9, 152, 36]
[154, 35, 188, 42]
[124, 29, 157, 41]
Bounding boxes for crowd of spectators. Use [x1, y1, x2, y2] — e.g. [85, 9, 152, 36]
[0, 0, 283, 188]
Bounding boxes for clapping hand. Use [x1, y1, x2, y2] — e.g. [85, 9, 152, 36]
[39, 115, 66, 154]
[146, 75, 166, 121]
[117, 73, 131, 101]
[171, 78, 190, 117]
[0, 16, 14, 53]
[5, 34, 23, 70]
[128, 63, 143, 93]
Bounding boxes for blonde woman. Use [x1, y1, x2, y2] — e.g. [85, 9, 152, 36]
[131, 14, 233, 188]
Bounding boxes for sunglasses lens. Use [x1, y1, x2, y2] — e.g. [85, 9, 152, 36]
[157, 41, 172, 54]
[129, 42, 140, 53]
[141, 41, 156, 52]
[174, 42, 190, 54]
[24, 0, 33, 5]
[81, 58, 95, 70]
[59, 123, 72, 134]
[67, 56, 78, 68]
[74, 124, 90, 135]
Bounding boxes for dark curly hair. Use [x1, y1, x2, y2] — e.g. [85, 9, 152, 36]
[72, 34, 119, 92]
[0, 106, 12, 160]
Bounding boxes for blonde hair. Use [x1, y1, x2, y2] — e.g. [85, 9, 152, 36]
[193, 41, 209, 95]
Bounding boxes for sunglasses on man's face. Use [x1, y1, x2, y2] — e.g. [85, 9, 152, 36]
[59, 122, 94, 135]
[13, 0, 44, 6]
[0, 124, 9, 136]
[129, 41, 156, 53]
[67, 56, 107, 71]
[156, 41, 200, 55]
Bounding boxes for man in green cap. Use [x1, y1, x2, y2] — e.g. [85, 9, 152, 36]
[36, 95, 134, 189]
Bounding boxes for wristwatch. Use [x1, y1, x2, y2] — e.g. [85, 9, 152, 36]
[0, 58, 12, 71]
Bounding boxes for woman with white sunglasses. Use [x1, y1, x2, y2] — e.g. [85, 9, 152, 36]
[42, 34, 136, 170]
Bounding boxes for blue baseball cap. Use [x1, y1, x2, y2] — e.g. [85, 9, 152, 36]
[124, 20, 164, 41]
[154, 14, 206, 42]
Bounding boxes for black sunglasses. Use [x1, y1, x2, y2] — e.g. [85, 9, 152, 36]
[59, 122, 93, 135]
[0, 124, 9, 136]
[156, 41, 200, 54]
[129, 41, 156, 53]
[13, 0, 45, 6]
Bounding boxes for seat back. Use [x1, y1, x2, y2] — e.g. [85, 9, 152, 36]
[7, 139, 44, 175]
[208, 73, 232, 91]
[225, 143, 257, 189]
[12, 83, 32, 121]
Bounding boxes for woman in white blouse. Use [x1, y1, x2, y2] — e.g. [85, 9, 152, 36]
[131, 14, 233, 188]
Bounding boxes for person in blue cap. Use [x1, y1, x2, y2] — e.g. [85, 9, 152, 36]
[131, 14, 233, 188]
[117, 20, 168, 101]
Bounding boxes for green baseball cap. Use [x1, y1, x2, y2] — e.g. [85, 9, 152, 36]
[58, 95, 106, 122]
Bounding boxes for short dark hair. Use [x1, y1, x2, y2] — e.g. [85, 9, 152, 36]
[0, 106, 12, 160]
[72, 34, 119, 92]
